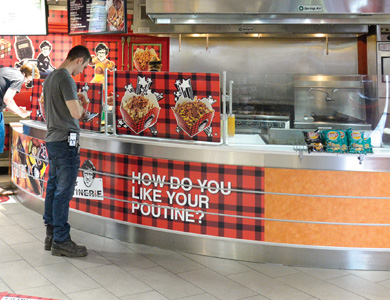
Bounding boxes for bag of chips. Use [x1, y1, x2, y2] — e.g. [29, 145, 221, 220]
[339, 130, 348, 153]
[346, 129, 365, 153]
[303, 130, 324, 153]
[364, 137, 373, 154]
[321, 130, 342, 153]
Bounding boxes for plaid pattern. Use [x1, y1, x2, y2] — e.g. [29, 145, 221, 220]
[71, 149, 264, 241]
[48, 9, 67, 24]
[0, 291, 59, 300]
[132, 44, 161, 71]
[0, 34, 73, 98]
[76, 81, 103, 131]
[115, 71, 221, 143]
[10, 129, 264, 242]
[120, 105, 160, 134]
[30, 79, 103, 132]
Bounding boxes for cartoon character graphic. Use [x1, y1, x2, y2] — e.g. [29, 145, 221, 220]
[26, 139, 47, 196]
[81, 160, 96, 188]
[89, 42, 115, 87]
[37, 40, 55, 79]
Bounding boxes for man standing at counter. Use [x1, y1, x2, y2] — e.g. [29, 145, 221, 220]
[42, 45, 91, 257]
[0, 63, 38, 152]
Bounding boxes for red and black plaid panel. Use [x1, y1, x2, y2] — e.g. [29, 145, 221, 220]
[48, 9, 67, 24]
[115, 71, 221, 143]
[71, 149, 264, 242]
[0, 34, 72, 70]
[76, 81, 103, 132]
[0, 34, 73, 97]
[31, 79, 44, 122]
[30, 79, 103, 132]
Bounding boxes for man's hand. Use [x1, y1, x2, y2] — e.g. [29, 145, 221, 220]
[19, 107, 31, 118]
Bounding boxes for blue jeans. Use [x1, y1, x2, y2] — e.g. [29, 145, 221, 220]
[43, 141, 80, 243]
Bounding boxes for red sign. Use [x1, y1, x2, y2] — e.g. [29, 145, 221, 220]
[115, 71, 221, 143]
[0, 292, 59, 300]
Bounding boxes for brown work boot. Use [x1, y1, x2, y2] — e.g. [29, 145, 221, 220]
[51, 240, 88, 257]
[44, 225, 53, 251]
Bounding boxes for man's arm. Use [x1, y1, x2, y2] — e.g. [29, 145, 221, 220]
[3, 88, 30, 118]
[66, 99, 85, 120]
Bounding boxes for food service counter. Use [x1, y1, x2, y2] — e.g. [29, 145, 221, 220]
[11, 120, 390, 270]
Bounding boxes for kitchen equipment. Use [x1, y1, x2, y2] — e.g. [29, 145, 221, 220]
[294, 75, 369, 130]
[235, 114, 290, 134]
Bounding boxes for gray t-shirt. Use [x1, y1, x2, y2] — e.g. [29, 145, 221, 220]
[0, 67, 24, 110]
[43, 68, 80, 142]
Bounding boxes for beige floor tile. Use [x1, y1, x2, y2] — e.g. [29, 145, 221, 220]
[181, 252, 252, 276]
[11, 241, 65, 267]
[36, 261, 101, 294]
[241, 261, 301, 278]
[83, 264, 151, 297]
[67, 287, 119, 300]
[97, 247, 157, 272]
[27, 227, 46, 243]
[0, 211, 16, 226]
[0, 239, 21, 263]
[0, 260, 50, 291]
[0, 202, 31, 215]
[229, 270, 312, 300]
[16, 284, 70, 300]
[0, 279, 13, 294]
[139, 248, 204, 274]
[348, 270, 390, 282]
[278, 272, 365, 300]
[0, 224, 39, 245]
[327, 274, 390, 300]
[176, 293, 220, 300]
[295, 267, 350, 280]
[240, 296, 272, 300]
[130, 266, 203, 299]
[120, 291, 169, 300]
[8, 211, 43, 230]
[179, 268, 258, 300]
[64, 250, 112, 270]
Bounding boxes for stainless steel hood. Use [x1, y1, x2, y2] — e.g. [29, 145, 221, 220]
[132, 0, 390, 35]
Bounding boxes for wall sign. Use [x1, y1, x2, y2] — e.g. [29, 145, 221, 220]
[68, 0, 127, 35]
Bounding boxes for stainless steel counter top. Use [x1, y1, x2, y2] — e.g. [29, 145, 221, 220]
[19, 120, 390, 172]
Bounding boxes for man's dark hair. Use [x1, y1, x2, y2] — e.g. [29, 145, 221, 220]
[66, 45, 92, 63]
[95, 42, 109, 55]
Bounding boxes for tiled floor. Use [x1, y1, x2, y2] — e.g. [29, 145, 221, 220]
[1, 199, 390, 300]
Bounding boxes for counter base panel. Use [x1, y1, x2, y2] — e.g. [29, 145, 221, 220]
[14, 188, 390, 271]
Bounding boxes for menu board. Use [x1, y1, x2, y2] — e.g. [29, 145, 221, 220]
[68, 0, 127, 35]
[0, 0, 48, 35]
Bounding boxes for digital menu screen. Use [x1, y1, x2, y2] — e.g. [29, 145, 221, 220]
[0, 0, 48, 35]
[68, 0, 127, 35]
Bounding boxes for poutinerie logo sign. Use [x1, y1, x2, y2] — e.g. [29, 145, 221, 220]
[298, 5, 323, 12]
